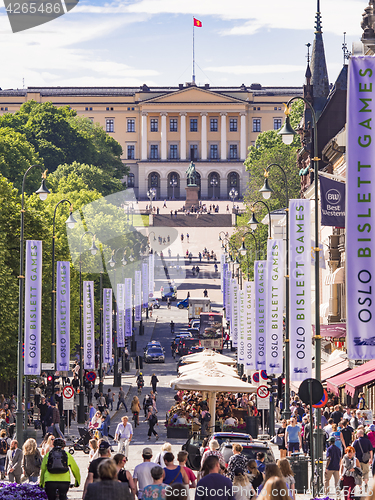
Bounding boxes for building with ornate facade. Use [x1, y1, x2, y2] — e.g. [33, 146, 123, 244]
[0, 82, 302, 199]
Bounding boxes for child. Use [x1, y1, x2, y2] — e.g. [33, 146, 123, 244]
[88, 438, 98, 462]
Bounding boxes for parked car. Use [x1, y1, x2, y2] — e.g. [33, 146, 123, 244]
[191, 320, 200, 330]
[144, 346, 165, 363]
[182, 432, 254, 470]
[149, 298, 160, 309]
[177, 298, 189, 309]
[177, 338, 201, 356]
[219, 441, 275, 467]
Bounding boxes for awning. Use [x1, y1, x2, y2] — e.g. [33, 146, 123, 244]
[312, 323, 346, 338]
[325, 267, 345, 285]
[326, 360, 375, 396]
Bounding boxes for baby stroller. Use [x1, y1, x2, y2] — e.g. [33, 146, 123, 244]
[68, 427, 92, 455]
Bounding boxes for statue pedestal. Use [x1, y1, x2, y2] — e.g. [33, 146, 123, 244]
[185, 186, 199, 210]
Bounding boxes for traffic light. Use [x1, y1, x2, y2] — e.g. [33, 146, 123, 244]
[267, 376, 278, 398]
[46, 374, 53, 397]
[277, 375, 286, 399]
[53, 374, 60, 394]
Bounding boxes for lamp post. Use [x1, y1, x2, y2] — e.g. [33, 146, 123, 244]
[147, 188, 156, 212]
[51, 201, 77, 365]
[16, 166, 50, 446]
[229, 188, 238, 211]
[278, 98, 322, 494]
[210, 176, 218, 200]
[78, 232, 98, 423]
[259, 163, 291, 419]
[239, 231, 259, 281]
[248, 200, 272, 239]
[170, 176, 178, 200]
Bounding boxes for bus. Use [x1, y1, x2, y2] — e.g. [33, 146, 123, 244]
[199, 312, 223, 349]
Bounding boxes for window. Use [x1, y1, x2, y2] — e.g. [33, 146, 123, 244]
[127, 119, 135, 132]
[274, 118, 282, 130]
[190, 145, 198, 161]
[190, 118, 198, 132]
[210, 118, 218, 132]
[210, 145, 218, 159]
[229, 118, 237, 132]
[106, 119, 114, 133]
[170, 118, 178, 132]
[170, 145, 178, 159]
[150, 145, 158, 159]
[150, 172, 159, 187]
[253, 119, 261, 133]
[229, 145, 238, 159]
[150, 119, 158, 132]
[127, 145, 135, 159]
[127, 173, 135, 188]
[229, 172, 238, 187]
[106, 107, 114, 111]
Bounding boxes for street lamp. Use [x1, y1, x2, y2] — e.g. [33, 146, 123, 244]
[51, 201, 77, 365]
[170, 176, 178, 200]
[229, 188, 238, 211]
[78, 232, 98, 423]
[210, 175, 218, 200]
[16, 166, 50, 446]
[279, 97, 322, 493]
[147, 188, 156, 211]
[248, 200, 272, 238]
[239, 232, 259, 281]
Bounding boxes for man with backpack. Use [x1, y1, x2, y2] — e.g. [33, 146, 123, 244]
[0, 430, 9, 479]
[40, 438, 80, 500]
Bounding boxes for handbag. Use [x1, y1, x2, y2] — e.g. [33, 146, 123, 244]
[354, 466, 363, 477]
[358, 439, 371, 464]
[271, 434, 284, 447]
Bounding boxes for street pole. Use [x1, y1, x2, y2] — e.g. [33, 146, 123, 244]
[98, 270, 103, 393]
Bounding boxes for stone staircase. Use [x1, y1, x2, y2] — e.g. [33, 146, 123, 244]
[152, 213, 232, 227]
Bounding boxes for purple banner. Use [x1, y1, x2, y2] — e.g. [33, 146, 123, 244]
[56, 261, 70, 372]
[83, 281, 95, 370]
[148, 253, 154, 296]
[125, 278, 132, 337]
[135, 271, 142, 322]
[254, 261, 267, 370]
[222, 263, 229, 307]
[142, 262, 149, 309]
[244, 281, 255, 370]
[116, 283, 125, 348]
[103, 289, 112, 364]
[320, 175, 345, 227]
[347, 56, 375, 359]
[24, 240, 42, 375]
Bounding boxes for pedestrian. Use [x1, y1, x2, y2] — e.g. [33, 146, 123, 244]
[181, 234, 184, 242]
[195, 455, 233, 500]
[324, 436, 341, 495]
[98, 393, 106, 414]
[114, 453, 137, 497]
[171, 340, 177, 359]
[186, 233, 190, 242]
[83, 458, 132, 500]
[170, 321, 175, 334]
[163, 452, 189, 486]
[163, 200, 167, 208]
[247, 460, 263, 494]
[131, 397, 141, 427]
[277, 459, 296, 500]
[353, 428, 373, 489]
[340, 419, 353, 449]
[259, 477, 291, 500]
[117, 387, 128, 411]
[97, 411, 110, 442]
[83, 440, 111, 497]
[106, 389, 114, 411]
[330, 423, 343, 454]
[285, 417, 302, 456]
[151, 374, 159, 394]
[22, 438, 42, 483]
[143, 465, 168, 500]
[5, 439, 22, 483]
[200, 439, 226, 469]
[203, 289, 208, 297]
[331, 405, 344, 425]
[41, 434, 55, 457]
[155, 443, 172, 468]
[88, 439, 98, 463]
[227, 444, 248, 480]
[133, 447, 155, 500]
[0, 430, 9, 479]
[358, 392, 367, 410]
[147, 407, 159, 441]
[350, 410, 359, 430]
[167, 297, 171, 309]
[233, 467, 254, 500]
[38, 396, 49, 437]
[340, 446, 361, 500]
[177, 451, 196, 488]
[40, 438, 80, 500]
[115, 416, 133, 458]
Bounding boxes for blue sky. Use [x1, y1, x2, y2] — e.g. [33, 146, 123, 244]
[0, 0, 367, 90]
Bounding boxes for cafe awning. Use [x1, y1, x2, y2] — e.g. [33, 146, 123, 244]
[312, 323, 346, 338]
[326, 360, 375, 396]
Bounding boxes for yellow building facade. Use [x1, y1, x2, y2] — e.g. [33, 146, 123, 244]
[0, 82, 302, 199]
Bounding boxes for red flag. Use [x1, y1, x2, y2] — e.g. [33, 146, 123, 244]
[193, 18, 202, 27]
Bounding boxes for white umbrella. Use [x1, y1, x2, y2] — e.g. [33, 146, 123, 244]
[178, 360, 239, 378]
[180, 349, 236, 365]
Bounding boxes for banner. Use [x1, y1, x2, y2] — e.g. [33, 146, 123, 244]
[225, 270, 232, 322]
[222, 262, 228, 307]
[220, 254, 226, 292]
[116, 283, 125, 348]
[244, 281, 255, 370]
[346, 56, 375, 359]
[103, 289, 112, 364]
[266, 239, 284, 375]
[56, 261, 70, 372]
[320, 175, 345, 227]
[24, 240, 42, 376]
[230, 280, 239, 347]
[83, 281, 95, 370]
[134, 270, 142, 321]
[254, 260, 267, 370]
[125, 278, 133, 337]
[237, 289, 245, 364]
[142, 261, 149, 308]
[148, 253, 154, 296]
[289, 199, 312, 380]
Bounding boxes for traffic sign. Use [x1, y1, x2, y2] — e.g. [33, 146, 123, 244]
[257, 395, 270, 410]
[252, 372, 260, 385]
[42, 363, 55, 371]
[298, 378, 324, 405]
[62, 386, 74, 399]
[313, 389, 329, 408]
[86, 371, 97, 382]
[257, 385, 270, 398]
[260, 370, 268, 381]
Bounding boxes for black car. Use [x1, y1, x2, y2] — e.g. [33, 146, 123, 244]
[177, 338, 200, 356]
[144, 346, 165, 363]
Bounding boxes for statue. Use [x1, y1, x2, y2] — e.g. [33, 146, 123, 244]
[186, 161, 197, 186]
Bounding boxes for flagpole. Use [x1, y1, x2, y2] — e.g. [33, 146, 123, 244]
[192, 19, 195, 83]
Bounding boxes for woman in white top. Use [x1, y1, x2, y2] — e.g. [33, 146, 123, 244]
[200, 439, 226, 468]
[41, 434, 55, 457]
[155, 442, 172, 468]
[90, 411, 102, 429]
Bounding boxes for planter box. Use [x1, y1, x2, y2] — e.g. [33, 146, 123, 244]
[166, 426, 190, 439]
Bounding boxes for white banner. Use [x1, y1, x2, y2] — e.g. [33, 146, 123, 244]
[230, 280, 239, 347]
[103, 289, 112, 363]
[142, 261, 149, 308]
[134, 270, 142, 322]
[24, 240, 42, 376]
[244, 281, 256, 370]
[266, 239, 284, 375]
[220, 254, 226, 292]
[237, 289, 245, 364]
[254, 261, 267, 370]
[289, 199, 312, 380]
[83, 281, 95, 370]
[116, 283, 125, 348]
[148, 253, 155, 296]
[225, 269, 231, 322]
[56, 261, 70, 372]
[125, 278, 133, 337]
